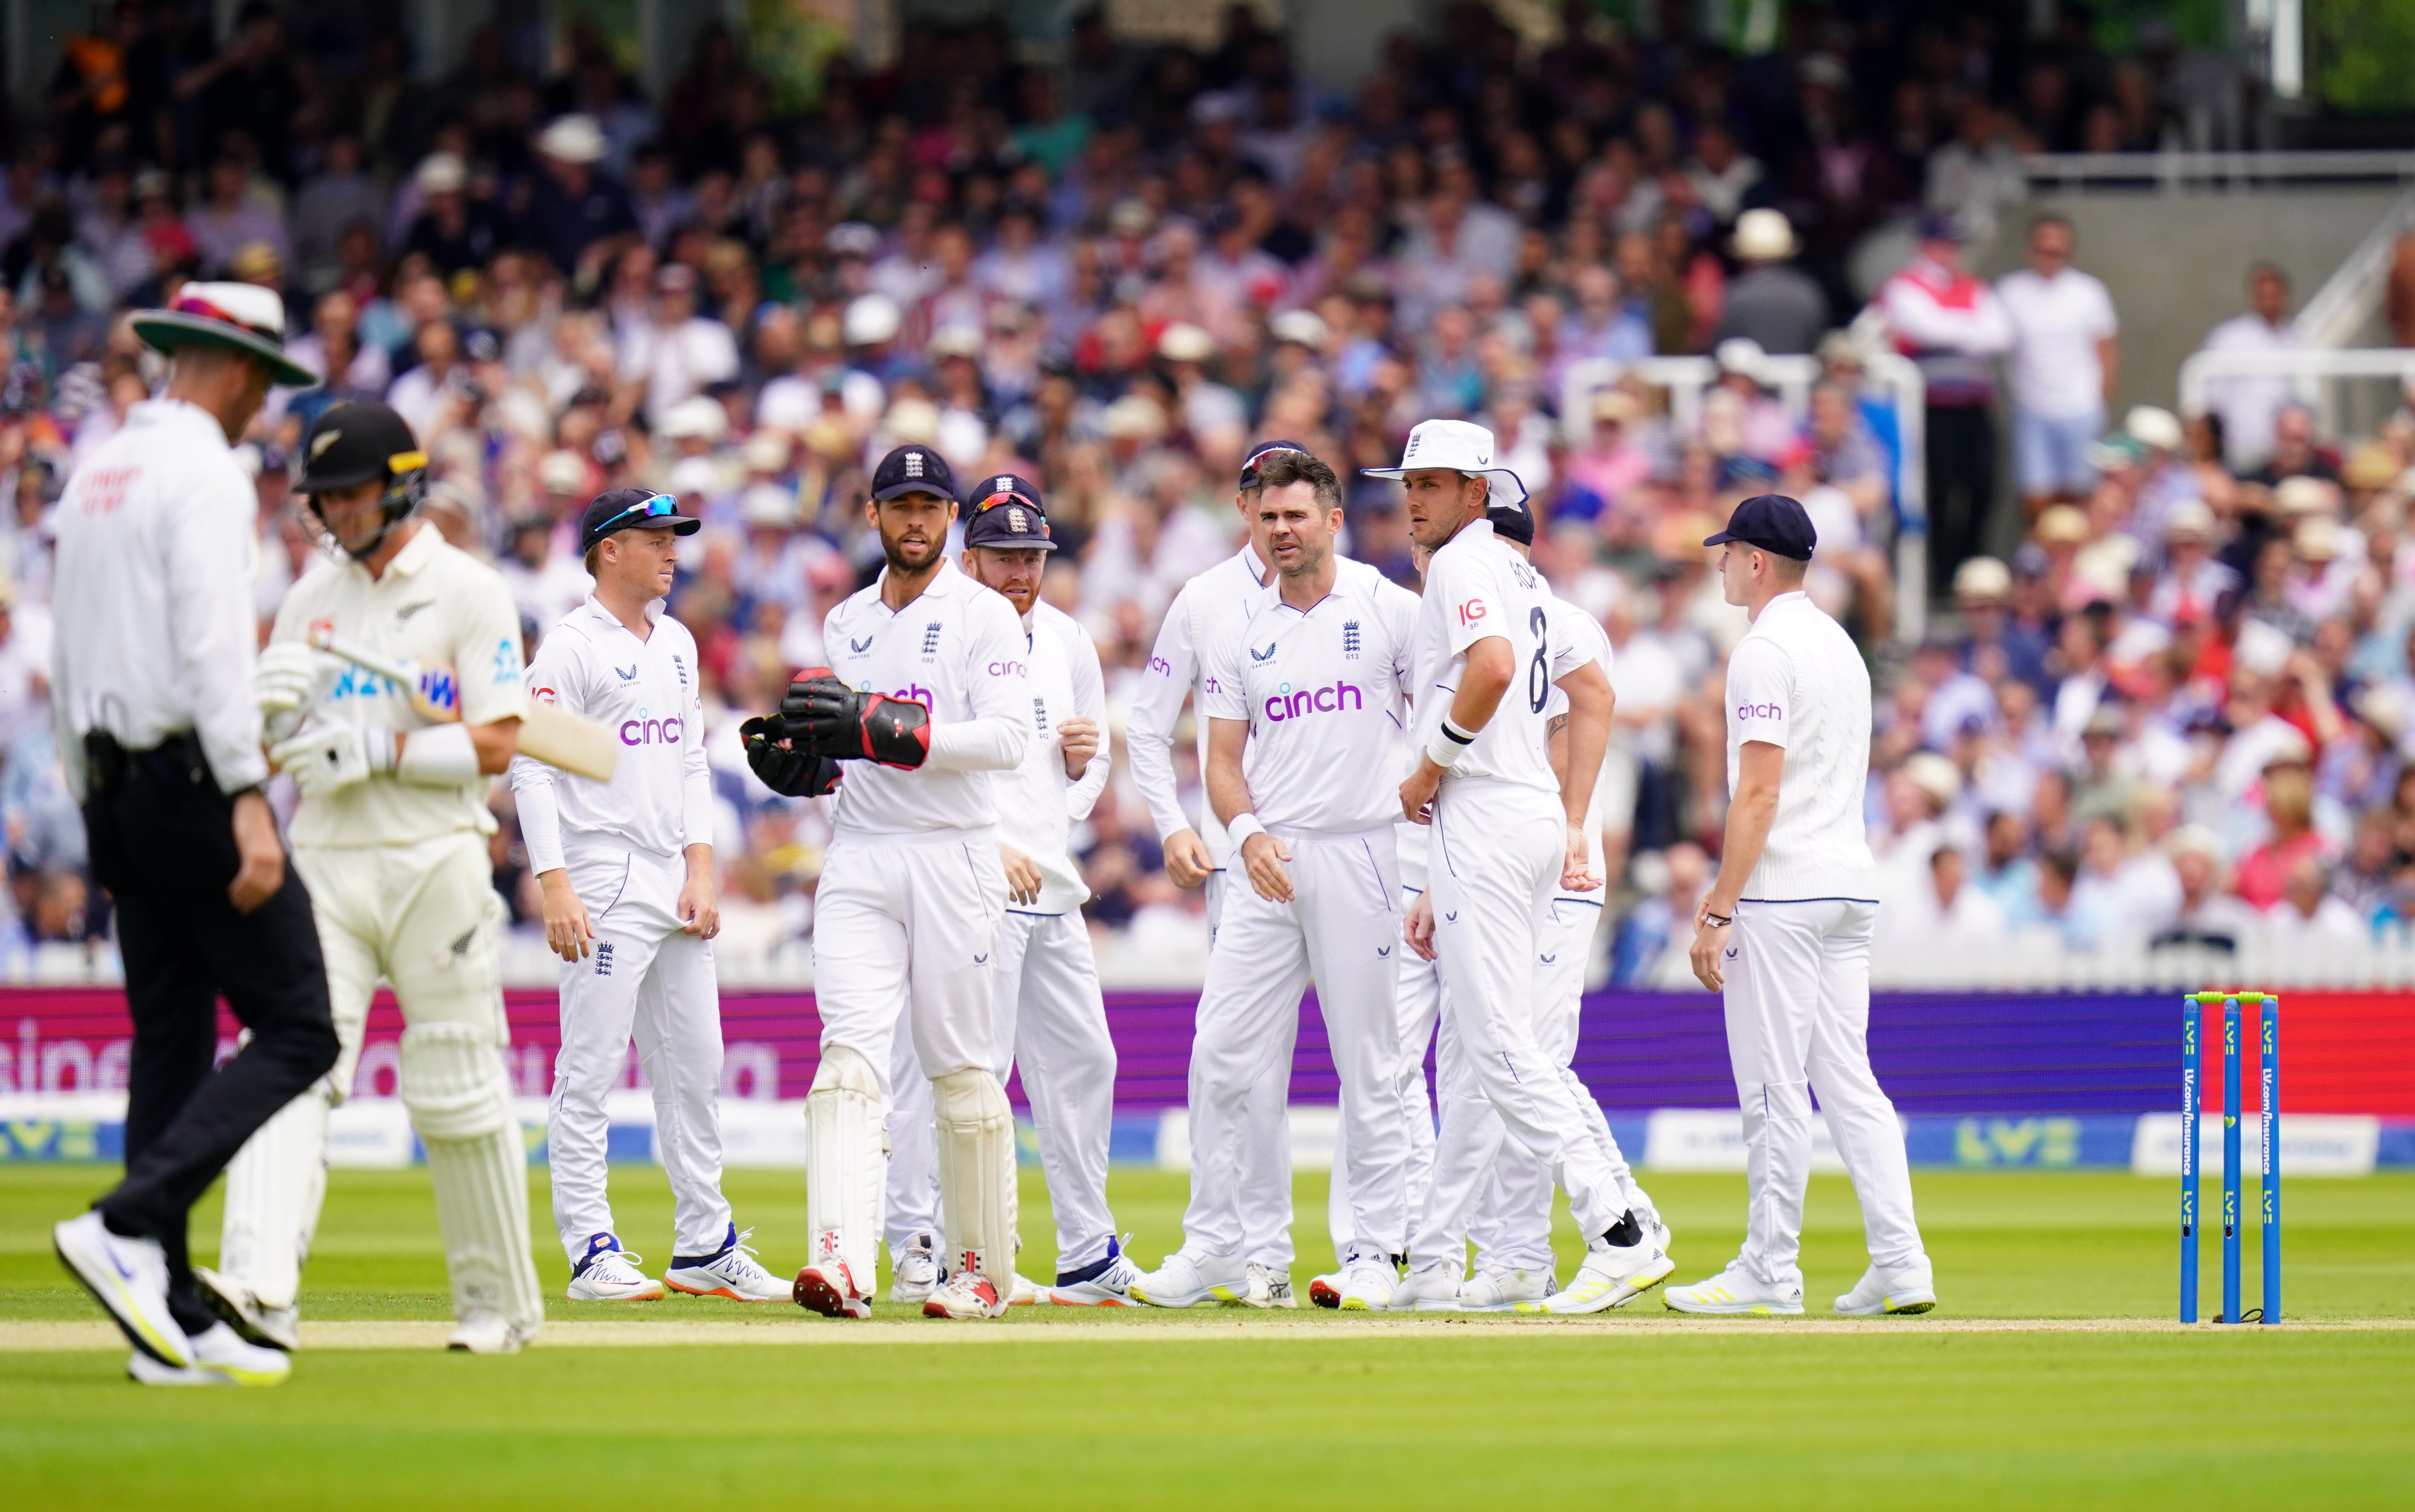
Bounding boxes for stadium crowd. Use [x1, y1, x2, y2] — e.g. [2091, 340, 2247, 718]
[0, 2, 2406, 982]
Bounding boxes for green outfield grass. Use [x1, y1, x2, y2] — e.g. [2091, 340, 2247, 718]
[4, 1164, 2411, 1508]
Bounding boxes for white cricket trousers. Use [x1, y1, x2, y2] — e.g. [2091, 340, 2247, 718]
[549, 841, 731, 1261]
[1724, 898, 1924, 1283]
[885, 908, 1118, 1276]
[1424, 781, 1628, 1243]
[218, 830, 536, 1325]
[1324, 885, 1440, 1260]
[1207, 869, 1299, 1270]
[1180, 828, 1410, 1262]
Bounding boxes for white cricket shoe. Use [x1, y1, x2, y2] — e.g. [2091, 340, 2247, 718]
[193, 1266, 299, 1352]
[1459, 1267, 1552, 1313]
[1128, 1251, 1247, 1309]
[794, 1232, 872, 1319]
[1223, 1260, 1292, 1309]
[448, 1309, 537, 1354]
[55, 1211, 190, 1367]
[1834, 1259, 1938, 1316]
[1386, 1267, 1462, 1312]
[125, 1323, 290, 1386]
[1663, 1264, 1805, 1316]
[564, 1234, 665, 1301]
[921, 1270, 1007, 1320]
[888, 1234, 940, 1305]
[1334, 1259, 1397, 1312]
[1306, 1272, 1346, 1310]
[1537, 1230, 1675, 1314]
[1008, 1272, 1042, 1305]
[1050, 1243, 1144, 1307]
[664, 1226, 787, 1302]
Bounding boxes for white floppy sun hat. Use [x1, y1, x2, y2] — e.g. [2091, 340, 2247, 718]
[1361, 418, 1529, 510]
[130, 281, 321, 389]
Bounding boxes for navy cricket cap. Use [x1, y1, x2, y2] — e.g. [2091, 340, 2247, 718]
[1703, 493, 1816, 561]
[871, 443, 957, 502]
[1238, 437, 1313, 491]
[962, 472, 1057, 552]
[580, 487, 701, 553]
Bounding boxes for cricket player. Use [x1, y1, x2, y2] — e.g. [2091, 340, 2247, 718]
[202, 399, 544, 1355]
[1670, 494, 1934, 1317]
[513, 488, 787, 1305]
[1127, 439, 1318, 1306]
[1131, 449, 1420, 1311]
[750, 443, 1030, 1321]
[1382, 418, 1670, 1315]
[882, 476, 1139, 1306]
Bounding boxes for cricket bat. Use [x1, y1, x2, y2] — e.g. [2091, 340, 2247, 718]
[307, 628, 619, 782]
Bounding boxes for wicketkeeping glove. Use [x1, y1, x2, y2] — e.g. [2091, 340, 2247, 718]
[270, 721, 396, 798]
[780, 671, 932, 769]
[740, 716, 843, 797]
[256, 641, 338, 744]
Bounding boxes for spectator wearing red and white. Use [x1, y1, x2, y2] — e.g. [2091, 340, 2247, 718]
[2197, 262, 2302, 472]
[2146, 501, 2240, 625]
[1876, 214, 2013, 590]
[1996, 214, 2118, 515]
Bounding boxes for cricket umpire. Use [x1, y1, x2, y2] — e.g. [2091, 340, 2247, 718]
[49, 283, 339, 1384]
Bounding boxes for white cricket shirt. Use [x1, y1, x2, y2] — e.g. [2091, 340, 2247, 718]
[819, 557, 1030, 838]
[511, 595, 711, 870]
[1127, 541, 1270, 862]
[276, 522, 530, 848]
[996, 600, 1110, 914]
[1200, 557, 1418, 836]
[50, 398, 268, 798]
[1723, 591, 1879, 901]
[1409, 519, 1558, 795]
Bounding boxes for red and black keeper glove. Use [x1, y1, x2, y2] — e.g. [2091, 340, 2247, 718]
[780, 671, 932, 769]
[740, 716, 843, 797]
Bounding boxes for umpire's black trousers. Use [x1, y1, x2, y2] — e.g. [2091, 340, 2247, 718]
[84, 733, 337, 1333]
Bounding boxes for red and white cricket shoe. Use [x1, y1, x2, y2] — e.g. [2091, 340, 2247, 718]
[793, 1234, 871, 1319]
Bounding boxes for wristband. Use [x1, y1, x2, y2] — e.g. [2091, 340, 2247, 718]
[1227, 813, 1268, 850]
[1424, 714, 1477, 769]
[1703, 910, 1733, 928]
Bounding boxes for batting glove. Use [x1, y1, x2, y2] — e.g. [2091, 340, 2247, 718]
[270, 721, 397, 797]
[780, 671, 932, 769]
[256, 642, 337, 744]
[740, 716, 843, 797]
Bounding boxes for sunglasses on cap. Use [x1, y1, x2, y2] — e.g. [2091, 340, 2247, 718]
[598, 492, 680, 531]
[1238, 445, 1307, 490]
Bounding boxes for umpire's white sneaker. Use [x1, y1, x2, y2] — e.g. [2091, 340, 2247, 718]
[1536, 1228, 1674, 1315]
[565, 1234, 665, 1301]
[1835, 1259, 1938, 1316]
[126, 1322, 290, 1386]
[194, 1266, 299, 1351]
[1386, 1267, 1462, 1312]
[1129, 1251, 1247, 1308]
[888, 1233, 940, 1305]
[448, 1309, 537, 1354]
[1459, 1267, 1552, 1313]
[1050, 1239, 1143, 1306]
[1334, 1259, 1398, 1312]
[1663, 1264, 1806, 1316]
[663, 1225, 787, 1302]
[55, 1211, 190, 1367]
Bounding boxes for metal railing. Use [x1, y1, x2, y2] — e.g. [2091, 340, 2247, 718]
[2175, 348, 2415, 439]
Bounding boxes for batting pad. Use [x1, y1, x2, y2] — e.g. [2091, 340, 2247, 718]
[934, 1068, 1018, 1291]
[216, 1086, 335, 1311]
[806, 1045, 887, 1287]
[401, 1023, 544, 1331]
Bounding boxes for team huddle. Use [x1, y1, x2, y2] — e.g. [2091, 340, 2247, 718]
[50, 286, 1935, 1381]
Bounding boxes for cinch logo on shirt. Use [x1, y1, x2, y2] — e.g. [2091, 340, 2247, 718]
[620, 712, 684, 746]
[1147, 656, 1172, 676]
[862, 682, 934, 706]
[1264, 681, 1363, 721]
[1736, 702, 1784, 721]
[987, 660, 1027, 677]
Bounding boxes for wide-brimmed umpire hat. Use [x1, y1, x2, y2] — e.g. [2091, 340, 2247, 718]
[296, 402, 426, 494]
[962, 473, 1057, 552]
[871, 443, 958, 502]
[129, 281, 321, 389]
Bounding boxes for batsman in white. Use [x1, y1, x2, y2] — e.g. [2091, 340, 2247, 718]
[1131, 449, 1420, 1312]
[1669, 494, 1934, 1317]
[1384, 419, 1671, 1315]
[1126, 439, 1320, 1307]
[748, 443, 1030, 1321]
[203, 399, 544, 1355]
[882, 475, 1139, 1307]
[512, 487, 786, 1305]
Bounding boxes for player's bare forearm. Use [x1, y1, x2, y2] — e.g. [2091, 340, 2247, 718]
[1704, 741, 1782, 918]
[469, 717, 521, 774]
[1555, 662, 1610, 830]
[1204, 718, 1253, 832]
[1450, 636, 1514, 734]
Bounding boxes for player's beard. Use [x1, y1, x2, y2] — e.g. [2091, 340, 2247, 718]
[881, 530, 943, 576]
